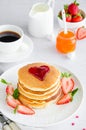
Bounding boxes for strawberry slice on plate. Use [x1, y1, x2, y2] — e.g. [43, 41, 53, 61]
[56, 88, 78, 105]
[61, 77, 74, 94]
[16, 105, 35, 115]
[6, 95, 21, 108]
[6, 95, 35, 115]
[57, 93, 72, 105]
[6, 85, 14, 95]
[76, 27, 86, 40]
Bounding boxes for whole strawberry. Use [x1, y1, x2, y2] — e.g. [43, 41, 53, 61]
[72, 13, 83, 22]
[68, 0, 79, 15]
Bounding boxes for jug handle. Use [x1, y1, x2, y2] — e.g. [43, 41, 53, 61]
[47, 0, 55, 9]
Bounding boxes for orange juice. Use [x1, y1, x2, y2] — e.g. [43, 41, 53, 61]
[56, 30, 76, 54]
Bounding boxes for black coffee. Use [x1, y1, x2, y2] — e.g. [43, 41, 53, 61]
[0, 31, 21, 42]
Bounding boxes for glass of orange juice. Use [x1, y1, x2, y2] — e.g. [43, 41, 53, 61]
[56, 29, 77, 55]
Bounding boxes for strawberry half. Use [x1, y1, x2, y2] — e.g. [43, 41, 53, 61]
[61, 77, 74, 94]
[16, 105, 35, 115]
[6, 85, 14, 95]
[56, 88, 78, 105]
[76, 27, 86, 40]
[6, 95, 21, 108]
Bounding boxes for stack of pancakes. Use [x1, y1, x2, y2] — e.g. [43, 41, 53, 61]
[17, 62, 61, 108]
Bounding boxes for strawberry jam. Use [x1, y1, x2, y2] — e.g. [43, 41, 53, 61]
[29, 65, 50, 81]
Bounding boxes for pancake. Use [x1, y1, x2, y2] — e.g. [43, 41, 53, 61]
[18, 62, 61, 91]
[17, 62, 61, 108]
[18, 88, 62, 108]
[18, 81, 61, 100]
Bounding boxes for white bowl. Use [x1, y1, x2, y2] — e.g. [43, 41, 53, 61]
[0, 25, 24, 53]
[57, 9, 86, 29]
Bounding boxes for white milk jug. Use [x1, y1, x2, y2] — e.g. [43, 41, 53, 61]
[28, 0, 54, 38]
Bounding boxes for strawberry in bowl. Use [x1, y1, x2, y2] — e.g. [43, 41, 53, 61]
[57, 0, 86, 29]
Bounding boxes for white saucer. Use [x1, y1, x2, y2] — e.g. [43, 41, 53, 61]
[0, 35, 33, 63]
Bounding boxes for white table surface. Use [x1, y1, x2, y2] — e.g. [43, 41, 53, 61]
[0, 0, 86, 130]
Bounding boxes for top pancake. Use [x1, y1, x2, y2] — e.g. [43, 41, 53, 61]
[18, 62, 61, 91]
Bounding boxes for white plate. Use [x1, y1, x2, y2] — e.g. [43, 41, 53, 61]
[0, 35, 33, 63]
[0, 63, 83, 127]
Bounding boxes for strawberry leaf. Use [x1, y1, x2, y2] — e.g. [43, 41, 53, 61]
[74, 0, 79, 6]
[64, 4, 68, 10]
[66, 13, 70, 17]
[58, 14, 62, 19]
[61, 72, 71, 78]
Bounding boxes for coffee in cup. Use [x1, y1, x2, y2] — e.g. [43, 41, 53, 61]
[0, 25, 24, 53]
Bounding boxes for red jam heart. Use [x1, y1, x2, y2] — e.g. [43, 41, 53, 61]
[29, 65, 50, 81]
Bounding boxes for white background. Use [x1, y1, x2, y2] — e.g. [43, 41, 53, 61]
[0, 0, 86, 130]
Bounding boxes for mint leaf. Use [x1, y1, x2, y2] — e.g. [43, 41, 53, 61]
[0, 78, 11, 85]
[71, 88, 78, 97]
[13, 88, 19, 99]
[14, 106, 18, 114]
[0, 78, 9, 85]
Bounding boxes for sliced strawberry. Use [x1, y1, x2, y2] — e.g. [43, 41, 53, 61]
[6, 95, 21, 108]
[6, 85, 14, 95]
[57, 93, 72, 104]
[16, 105, 35, 115]
[76, 27, 86, 40]
[61, 77, 74, 94]
[56, 88, 78, 105]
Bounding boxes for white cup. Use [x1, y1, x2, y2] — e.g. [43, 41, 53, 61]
[28, 2, 54, 38]
[0, 24, 24, 53]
